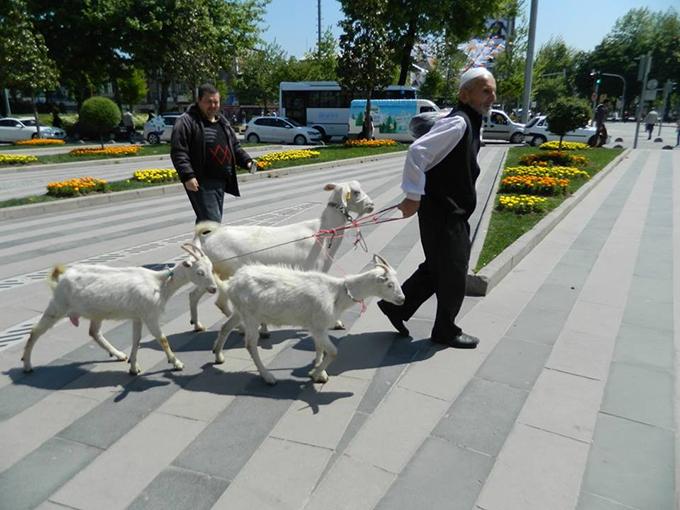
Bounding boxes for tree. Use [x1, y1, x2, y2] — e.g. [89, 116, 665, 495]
[79, 96, 121, 147]
[295, 28, 339, 81]
[574, 8, 680, 115]
[125, 0, 266, 111]
[230, 42, 290, 111]
[27, 0, 128, 107]
[0, 0, 59, 137]
[337, 0, 396, 138]
[118, 68, 148, 110]
[378, 0, 510, 85]
[545, 97, 591, 149]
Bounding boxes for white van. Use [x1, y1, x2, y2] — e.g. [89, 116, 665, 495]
[348, 99, 440, 142]
[483, 109, 525, 143]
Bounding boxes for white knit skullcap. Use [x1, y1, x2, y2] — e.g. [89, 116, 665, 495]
[459, 67, 494, 90]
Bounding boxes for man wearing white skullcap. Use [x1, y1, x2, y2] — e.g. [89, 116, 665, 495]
[377, 67, 496, 349]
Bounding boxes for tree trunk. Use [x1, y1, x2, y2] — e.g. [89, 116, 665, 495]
[397, 19, 418, 86]
[361, 93, 373, 140]
[31, 90, 41, 139]
[159, 80, 170, 113]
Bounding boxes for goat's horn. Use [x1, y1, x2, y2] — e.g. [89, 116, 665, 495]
[373, 253, 392, 270]
[180, 243, 200, 259]
[187, 243, 206, 258]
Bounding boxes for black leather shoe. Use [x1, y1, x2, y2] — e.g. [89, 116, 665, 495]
[377, 300, 410, 337]
[431, 332, 479, 349]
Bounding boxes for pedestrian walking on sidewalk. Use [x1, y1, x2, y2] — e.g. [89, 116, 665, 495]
[675, 118, 680, 147]
[377, 67, 497, 349]
[644, 108, 658, 140]
[171, 83, 256, 223]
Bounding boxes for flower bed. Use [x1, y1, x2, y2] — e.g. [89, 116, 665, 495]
[256, 149, 321, 169]
[504, 165, 590, 180]
[499, 174, 570, 196]
[47, 177, 108, 197]
[497, 194, 548, 214]
[519, 150, 587, 167]
[0, 154, 38, 165]
[15, 138, 66, 146]
[344, 139, 398, 148]
[539, 141, 590, 151]
[70, 145, 140, 157]
[133, 168, 178, 183]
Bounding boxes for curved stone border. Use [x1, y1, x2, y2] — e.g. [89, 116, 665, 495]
[466, 148, 631, 296]
[0, 151, 407, 221]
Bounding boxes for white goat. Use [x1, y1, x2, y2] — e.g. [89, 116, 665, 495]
[189, 180, 375, 332]
[212, 254, 405, 385]
[22, 244, 217, 375]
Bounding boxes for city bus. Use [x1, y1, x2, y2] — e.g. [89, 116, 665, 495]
[279, 81, 418, 141]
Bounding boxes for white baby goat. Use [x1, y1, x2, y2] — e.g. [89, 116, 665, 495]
[189, 180, 375, 332]
[212, 254, 405, 385]
[22, 244, 217, 375]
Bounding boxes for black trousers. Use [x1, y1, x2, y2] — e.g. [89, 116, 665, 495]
[398, 197, 471, 339]
[185, 178, 226, 223]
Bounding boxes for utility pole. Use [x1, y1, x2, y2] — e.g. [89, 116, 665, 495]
[2, 89, 10, 117]
[317, 0, 322, 59]
[520, 0, 538, 124]
[633, 51, 651, 149]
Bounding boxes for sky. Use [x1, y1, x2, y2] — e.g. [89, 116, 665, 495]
[261, 0, 678, 58]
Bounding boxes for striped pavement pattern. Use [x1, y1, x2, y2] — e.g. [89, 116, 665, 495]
[0, 147, 675, 510]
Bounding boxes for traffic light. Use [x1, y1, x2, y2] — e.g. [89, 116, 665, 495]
[596, 77, 601, 85]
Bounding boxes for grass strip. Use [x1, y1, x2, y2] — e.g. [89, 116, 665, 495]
[474, 147, 623, 271]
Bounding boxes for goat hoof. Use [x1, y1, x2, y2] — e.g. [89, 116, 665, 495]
[23, 367, 33, 374]
[332, 320, 345, 330]
[193, 323, 206, 332]
[262, 373, 277, 385]
[129, 367, 141, 376]
[214, 353, 225, 364]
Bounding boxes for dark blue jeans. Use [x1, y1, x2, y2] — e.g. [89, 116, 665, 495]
[185, 178, 226, 223]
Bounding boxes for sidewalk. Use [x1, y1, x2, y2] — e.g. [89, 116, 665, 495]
[0, 148, 676, 509]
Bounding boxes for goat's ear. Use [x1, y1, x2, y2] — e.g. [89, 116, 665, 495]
[372, 253, 392, 270]
[323, 183, 337, 191]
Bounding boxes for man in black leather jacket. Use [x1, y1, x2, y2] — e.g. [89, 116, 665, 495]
[171, 83, 255, 223]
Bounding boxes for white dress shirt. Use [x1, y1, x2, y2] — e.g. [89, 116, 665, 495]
[401, 114, 470, 201]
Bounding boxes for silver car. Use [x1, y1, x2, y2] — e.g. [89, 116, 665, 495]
[244, 116, 321, 144]
[0, 117, 66, 142]
[482, 109, 525, 143]
[143, 113, 181, 144]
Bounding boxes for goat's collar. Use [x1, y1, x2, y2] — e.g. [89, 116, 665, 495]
[327, 201, 354, 222]
[343, 282, 362, 303]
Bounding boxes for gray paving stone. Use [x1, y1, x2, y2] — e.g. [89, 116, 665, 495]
[581, 413, 674, 510]
[504, 305, 572, 346]
[0, 437, 101, 510]
[577, 491, 640, 510]
[432, 377, 526, 456]
[477, 337, 552, 390]
[375, 437, 493, 510]
[543, 262, 591, 288]
[558, 248, 601, 269]
[526, 282, 581, 312]
[614, 323, 673, 370]
[172, 395, 291, 480]
[627, 275, 673, 304]
[622, 296, 673, 333]
[600, 362, 673, 429]
[128, 466, 229, 510]
[570, 227, 612, 251]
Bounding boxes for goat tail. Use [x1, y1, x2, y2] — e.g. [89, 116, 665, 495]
[48, 265, 66, 291]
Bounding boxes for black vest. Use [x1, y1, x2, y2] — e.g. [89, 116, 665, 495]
[423, 103, 482, 219]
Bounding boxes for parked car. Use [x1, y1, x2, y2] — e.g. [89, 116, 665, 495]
[143, 113, 181, 144]
[0, 117, 66, 142]
[523, 115, 601, 146]
[244, 116, 321, 144]
[483, 109, 525, 143]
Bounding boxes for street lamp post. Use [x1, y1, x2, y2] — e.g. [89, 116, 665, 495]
[633, 52, 652, 149]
